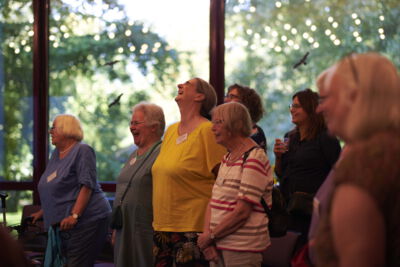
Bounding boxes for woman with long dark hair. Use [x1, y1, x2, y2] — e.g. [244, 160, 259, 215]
[274, 88, 341, 246]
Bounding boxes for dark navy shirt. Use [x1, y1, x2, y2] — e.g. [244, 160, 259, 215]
[278, 130, 341, 202]
[251, 124, 267, 151]
[38, 143, 111, 229]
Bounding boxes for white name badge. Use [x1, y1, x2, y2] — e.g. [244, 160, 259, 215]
[176, 133, 188, 144]
[129, 157, 137, 166]
[47, 171, 57, 182]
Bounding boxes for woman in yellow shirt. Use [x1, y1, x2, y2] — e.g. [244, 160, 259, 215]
[152, 77, 226, 266]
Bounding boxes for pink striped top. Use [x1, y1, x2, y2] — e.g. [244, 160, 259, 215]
[210, 148, 274, 252]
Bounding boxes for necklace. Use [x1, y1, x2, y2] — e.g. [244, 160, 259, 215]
[59, 142, 76, 154]
[226, 141, 246, 164]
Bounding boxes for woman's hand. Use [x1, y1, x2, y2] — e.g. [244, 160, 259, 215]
[273, 138, 287, 157]
[60, 215, 78, 230]
[31, 209, 44, 224]
[197, 232, 213, 250]
[203, 245, 219, 262]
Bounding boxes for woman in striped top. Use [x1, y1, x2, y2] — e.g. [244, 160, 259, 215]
[198, 102, 274, 267]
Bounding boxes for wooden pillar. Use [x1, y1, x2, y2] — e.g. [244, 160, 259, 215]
[209, 0, 225, 105]
[32, 0, 49, 205]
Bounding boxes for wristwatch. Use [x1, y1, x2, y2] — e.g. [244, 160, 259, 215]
[71, 213, 79, 220]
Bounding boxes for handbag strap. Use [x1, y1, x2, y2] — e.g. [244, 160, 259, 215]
[242, 146, 273, 218]
[119, 140, 161, 205]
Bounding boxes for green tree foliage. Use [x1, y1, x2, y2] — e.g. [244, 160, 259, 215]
[1, 0, 181, 195]
[225, 0, 400, 158]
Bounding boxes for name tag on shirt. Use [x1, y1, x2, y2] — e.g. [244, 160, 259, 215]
[176, 133, 188, 144]
[129, 157, 137, 166]
[47, 171, 57, 182]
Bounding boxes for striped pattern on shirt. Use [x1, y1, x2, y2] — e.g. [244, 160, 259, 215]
[210, 148, 274, 252]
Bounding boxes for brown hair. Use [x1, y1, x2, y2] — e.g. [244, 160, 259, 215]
[292, 88, 326, 140]
[195, 77, 217, 119]
[227, 84, 265, 123]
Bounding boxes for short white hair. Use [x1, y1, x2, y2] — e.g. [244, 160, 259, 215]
[132, 102, 165, 138]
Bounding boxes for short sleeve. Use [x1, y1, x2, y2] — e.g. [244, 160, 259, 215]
[199, 122, 226, 172]
[75, 144, 98, 189]
[238, 148, 274, 204]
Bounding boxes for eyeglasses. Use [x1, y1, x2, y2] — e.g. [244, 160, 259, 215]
[225, 93, 240, 100]
[211, 119, 224, 125]
[49, 126, 60, 131]
[289, 104, 302, 109]
[130, 121, 145, 126]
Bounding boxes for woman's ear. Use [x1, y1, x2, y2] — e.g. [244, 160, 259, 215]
[194, 92, 205, 102]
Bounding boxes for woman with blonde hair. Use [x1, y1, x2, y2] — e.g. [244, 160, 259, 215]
[31, 114, 111, 266]
[198, 102, 273, 267]
[315, 52, 400, 267]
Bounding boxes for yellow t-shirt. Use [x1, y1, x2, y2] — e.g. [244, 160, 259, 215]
[152, 121, 226, 232]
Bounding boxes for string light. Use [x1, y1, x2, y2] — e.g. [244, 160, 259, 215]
[275, 1, 282, 8]
[125, 30, 132, 36]
[313, 42, 319, 48]
[325, 29, 331, 36]
[284, 24, 291, 30]
[332, 22, 338, 28]
[94, 35, 100, 41]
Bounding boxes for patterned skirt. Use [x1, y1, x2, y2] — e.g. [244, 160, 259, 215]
[153, 231, 209, 267]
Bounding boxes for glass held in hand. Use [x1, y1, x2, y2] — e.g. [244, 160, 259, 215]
[283, 137, 290, 152]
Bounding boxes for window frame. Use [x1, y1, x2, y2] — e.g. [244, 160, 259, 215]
[0, 0, 226, 204]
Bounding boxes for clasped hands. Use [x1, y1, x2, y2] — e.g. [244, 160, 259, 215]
[198, 232, 219, 263]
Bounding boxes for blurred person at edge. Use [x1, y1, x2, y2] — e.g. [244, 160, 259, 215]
[112, 102, 165, 267]
[0, 225, 32, 267]
[198, 102, 273, 267]
[31, 114, 111, 266]
[314, 53, 400, 267]
[151, 78, 226, 266]
[225, 84, 267, 150]
[273, 89, 341, 248]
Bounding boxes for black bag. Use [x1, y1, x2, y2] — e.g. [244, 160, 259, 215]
[287, 191, 314, 216]
[261, 186, 289, 237]
[110, 205, 123, 230]
[242, 147, 289, 238]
